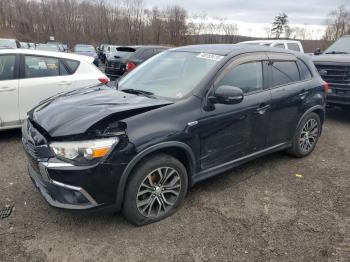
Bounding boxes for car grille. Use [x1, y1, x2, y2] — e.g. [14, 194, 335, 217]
[107, 61, 121, 69]
[315, 63, 350, 88]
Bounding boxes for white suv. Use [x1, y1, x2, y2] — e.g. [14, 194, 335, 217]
[0, 49, 109, 130]
[239, 40, 304, 53]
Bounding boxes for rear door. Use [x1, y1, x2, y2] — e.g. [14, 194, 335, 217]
[18, 54, 77, 120]
[266, 53, 307, 146]
[0, 54, 20, 128]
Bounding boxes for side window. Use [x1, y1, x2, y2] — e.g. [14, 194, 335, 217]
[139, 49, 155, 60]
[63, 59, 79, 73]
[217, 61, 263, 94]
[274, 43, 285, 49]
[25, 56, 59, 78]
[270, 61, 300, 87]
[298, 60, 312, 80]
[287, 43, 301, 52]
[0, 55, 16, 81]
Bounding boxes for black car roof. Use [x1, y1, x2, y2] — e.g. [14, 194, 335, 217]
[171, 44, 298, 56]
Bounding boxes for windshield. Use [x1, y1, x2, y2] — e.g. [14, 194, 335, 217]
[0, 39, 17, 48]
[74, 45, 95, 52]
[36, 44, 59, 51]
[118, 51, 223, 99]
[325, 37, 350, 54]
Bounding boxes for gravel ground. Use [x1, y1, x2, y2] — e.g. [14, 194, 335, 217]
[0, 108, 349, 262]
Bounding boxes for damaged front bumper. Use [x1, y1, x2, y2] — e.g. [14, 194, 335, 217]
[27, 160, 98, 210]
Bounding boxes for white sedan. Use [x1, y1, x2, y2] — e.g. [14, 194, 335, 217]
[0, 49, 109, 130]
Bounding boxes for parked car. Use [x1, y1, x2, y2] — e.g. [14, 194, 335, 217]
[97, 43, 108, 60]
[73, 44, 99, 67]
[0, 49, 109, 130]
[0, 38, 21, 49]
[240, 40, 305, 53]
[312, 35, 350, 109]
[22, 44, 326, 225]
[35, 44, 62, 52]
[20, 42, 30, 49]
[47, 42, 65, 52]
[101, 45, 119, 64]
[105, 45, 168, 79]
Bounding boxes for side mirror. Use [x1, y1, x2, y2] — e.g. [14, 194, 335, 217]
[209, 85, 244, 105]
[314, 48, 322, 55]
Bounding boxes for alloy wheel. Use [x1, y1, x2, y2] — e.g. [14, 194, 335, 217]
[299, 118, 319, 153]
[136, 167, 181, 218]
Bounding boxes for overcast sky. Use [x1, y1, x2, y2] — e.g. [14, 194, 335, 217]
[143, 0, 350, 38]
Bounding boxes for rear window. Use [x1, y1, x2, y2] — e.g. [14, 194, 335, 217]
[271, 61, 300, 87]
[63, 59, 79, 73]
[25, 56, 59, 78]
[274, 43, 285, 49]
[287, 43, 301, 52]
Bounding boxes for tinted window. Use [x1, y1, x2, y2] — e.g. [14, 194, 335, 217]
[287, 43, 301, 52]
[139, 49, 155, 60]
[298, 60, 312, 80]
[217, 61, 263, 94]
[271, 61, 300, 87]
[274, 43, 285, 49]
[0, 55, 16, 80]
[63, 59, 79, 73]
[59, 61, 69, 75]
[25, 56, 59, 78]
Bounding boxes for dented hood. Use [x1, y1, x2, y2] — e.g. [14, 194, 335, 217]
[28, 86, 172, 137]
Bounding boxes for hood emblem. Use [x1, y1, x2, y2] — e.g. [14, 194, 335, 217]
[319, 69, 328, 76]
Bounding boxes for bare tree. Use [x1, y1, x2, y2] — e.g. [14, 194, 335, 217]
[324, 5, 350, 41]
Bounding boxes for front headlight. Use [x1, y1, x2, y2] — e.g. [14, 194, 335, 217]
[50, 137, 118, 164]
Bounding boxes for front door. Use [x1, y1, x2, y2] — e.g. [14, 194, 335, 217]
[199, 54, 271, 170]
[0, 54, 20, 128]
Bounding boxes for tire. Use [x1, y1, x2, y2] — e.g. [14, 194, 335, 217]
[287, 112, 321, 158]
[122, 154, 188, 226]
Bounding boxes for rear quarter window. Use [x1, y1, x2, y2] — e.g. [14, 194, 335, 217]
[298, 60, 312, 80]
[63, 59, 80, 74]
[287, 43, 301, 52]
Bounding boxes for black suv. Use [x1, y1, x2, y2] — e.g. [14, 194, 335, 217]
[105, 45, 168, 79]
[22, 45, 326, 225]
[313, 35, 350, 108]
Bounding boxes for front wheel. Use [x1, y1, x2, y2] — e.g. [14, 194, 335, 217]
[122, 154, 188, 226]
[287, 112, 321, 158]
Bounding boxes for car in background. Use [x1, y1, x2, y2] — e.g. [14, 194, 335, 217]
[105, 45, 168, 79]
[36, 44, 62, 52]
[62, 44, 69, 52]
[22, 45, 326, 225]
[312, 35, 350, 109]
[0, 49, 109, 130]
[20, 42, 30, 49]
[28, 43, 36, 49]
[97, 43, 108, 60]
[101, 45, 119, 64]
[240, 40, 304, 53]
[0, 38, 21, 49]
[73, 44, 99, 67]
[47, 42, 66, 52]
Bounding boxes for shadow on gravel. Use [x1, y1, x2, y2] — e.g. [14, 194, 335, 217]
[326, 107, 350, 123]
[0, 128, 22, 141]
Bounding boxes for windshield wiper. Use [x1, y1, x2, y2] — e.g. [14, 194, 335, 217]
[325, 51, 349, 54]
[121, 88, 155, 98]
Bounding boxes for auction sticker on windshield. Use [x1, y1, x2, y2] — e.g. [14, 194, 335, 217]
[197, 53, 224, 61]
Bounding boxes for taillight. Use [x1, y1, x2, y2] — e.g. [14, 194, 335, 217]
[126, 61, 136, 72]
[98, 77, 109, 85]
[322, 81, 329, 94]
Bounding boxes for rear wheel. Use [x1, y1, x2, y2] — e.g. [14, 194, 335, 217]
[122, 154, 188, 226]
[287, 112, 321, 157]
